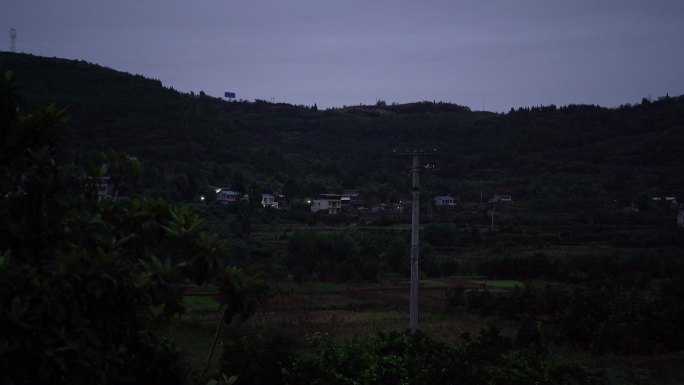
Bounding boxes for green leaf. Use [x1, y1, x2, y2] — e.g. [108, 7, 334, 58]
[99, 164, 108, 176]
[10, 297, 28, 323]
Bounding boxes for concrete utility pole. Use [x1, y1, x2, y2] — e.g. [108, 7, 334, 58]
[395, 148, 436, 334]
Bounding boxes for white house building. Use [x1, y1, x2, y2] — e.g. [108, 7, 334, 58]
[95, 176, 113, 201]
[311, 194, 342, 215]
[261, 193, 278, 208]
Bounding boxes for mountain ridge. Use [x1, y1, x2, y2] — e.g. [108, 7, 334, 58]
[2, 51, 683, 208]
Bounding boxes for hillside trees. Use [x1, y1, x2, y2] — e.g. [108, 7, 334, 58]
[5, 52, 684, 209]
[0, 71, 266, 384]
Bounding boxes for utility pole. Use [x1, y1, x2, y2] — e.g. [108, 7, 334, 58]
[394, 148, 436, 334]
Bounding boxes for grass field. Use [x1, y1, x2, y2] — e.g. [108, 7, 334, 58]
[167, 274, 684, 384]
[165, 214, 684, 383]
[468, 279, 525, 289]
[273, 281, 347, 293]
[168, 278, 517, 377]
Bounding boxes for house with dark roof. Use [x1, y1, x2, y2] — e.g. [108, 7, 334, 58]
[434, 195, 457, 207]
[215, 188, 240, 204]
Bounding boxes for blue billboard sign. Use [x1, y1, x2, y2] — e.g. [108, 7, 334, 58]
[224, 91, 236, 99]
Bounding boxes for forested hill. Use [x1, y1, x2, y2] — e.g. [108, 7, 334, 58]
[2, 52, 684, 209]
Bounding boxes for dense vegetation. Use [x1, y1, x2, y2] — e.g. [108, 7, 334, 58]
[0, 70, 266, 384]
[220, 328, 604, 385]
[2, 52, 683, 209]
[2, 52, 684, 384]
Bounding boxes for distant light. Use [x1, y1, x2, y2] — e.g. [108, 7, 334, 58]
[200, 196, 205, 201]
[306, 199, 311, 204]
[215, 188, 221, 193]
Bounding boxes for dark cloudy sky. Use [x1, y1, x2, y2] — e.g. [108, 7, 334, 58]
[3, 0, 683, 111]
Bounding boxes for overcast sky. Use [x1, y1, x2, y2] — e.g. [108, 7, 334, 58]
[2, 0, 683, 111]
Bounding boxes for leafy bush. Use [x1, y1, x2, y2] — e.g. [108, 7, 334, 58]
[220, 326, 300, 385]
[465, 281, 684, 355]
[445, 285, 466, 308]
[423, 222, 459, 247]
[0, 71, 266, 385]
[284, 329, 603, 385]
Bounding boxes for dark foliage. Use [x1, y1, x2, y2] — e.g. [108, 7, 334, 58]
[2, 52, 683, 207]
[284, 329, 604, 385]
[220, 326, 301, 385]
[464, 282, 684, 355]
[0, 70, 266, 384]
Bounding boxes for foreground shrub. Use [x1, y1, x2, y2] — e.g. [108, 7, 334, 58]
[284, 329, 603, 385]
[220, 326, 301, 385]
[0, 71, 266, 385]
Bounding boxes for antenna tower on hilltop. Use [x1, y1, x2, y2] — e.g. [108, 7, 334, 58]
[10, 28, 16, 52]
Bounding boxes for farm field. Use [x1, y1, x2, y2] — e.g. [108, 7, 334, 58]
[165, 206, 684, 383]
[168, 274, 684, 384]
[170, 278, 520, 377]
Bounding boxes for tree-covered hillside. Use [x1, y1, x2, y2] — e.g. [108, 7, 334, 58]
[2, 52, 683, 209]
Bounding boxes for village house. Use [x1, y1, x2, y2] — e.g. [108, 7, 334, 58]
[342, 188, 366, 209]
[341, 196, 351, 210]
[652, 196, 678, 208]
[394, 199, 412, 213]
[434, 195, 457, 207]
[370, 202, 406, 213]
[95, 176, 113, 201]
[489, 194, 512, 203]
[370, 203, 390, 213]
[215, 188, 240, 204]
[261, 193, 279, 209]
[311, 194, 342, 215]
[85, 176, 114, 201]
